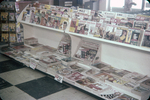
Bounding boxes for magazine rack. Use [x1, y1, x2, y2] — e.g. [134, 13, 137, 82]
[16, 5, 150, 100]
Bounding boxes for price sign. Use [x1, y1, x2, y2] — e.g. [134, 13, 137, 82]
[54, 74, 63, 83]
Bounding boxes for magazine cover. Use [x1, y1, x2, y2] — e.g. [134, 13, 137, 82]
[40, 9, 47, 26]
[94, 72, 113, 81]
[53, 16, 61, 29]
[9, 23, 15, 32]
[30, 8, 36, 23]
[116, 12, 127, 20]
[78, 8, 91, 15]
[142, 30, 150, 48]
[74, 40, 99, 63]
[114, 26, 128, 43]
[75, 20, 86, 34]
[134, 21, 148, 30]
[69, 19, 78, 32]
[130, 29, 143, 46]
[110, 69, 131, 78]
[44, 4, 50, 10]
[93, 22, 105, 38]
[85, 21, 96, 36]
[76, 77, 95, 86]
[104, 24, 117, 41]
[22, 11, 27, 21]
[59, 17, 69, 30]
[50, 5, 56, 11]
[67, 72, 84, 81]
[7, 2, 15, 10]
[34, 10, 41, 24]
[104, 11, 116, 19]
[2, 23, 8, 31]
[1, 12, 8, 20]
[110, 18, 119, 25]
[99, 17, 110, 24]
[136, 14, 150, 22]
[1, 33, 8, 42]
[118, 20, 134, 28]
[127, 14, 136, 21]
[46, 15, 55, 27]
[9, 33, 16, 43]
[9, 13, 15, 21]
[114, 94, 138, 100]
[85, 68, 100, 76]
[69, 64, 85, 73]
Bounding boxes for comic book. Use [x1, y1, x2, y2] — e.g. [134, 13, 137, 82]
[9, 33, 16, 43]
[69, 19, 78, 32]
[9, 23, 15, 32]
[142, 30, 150, 48]
[74, 40, 100, 63]
[134, 21, 148, 30]
[93, 22, 105, 38]
[9, 13, 15, 21]
[1, 33, 8, 42]
[40, 9, 47, 26]
[103, 24, 117, 41]
[85, 21, 96, 36]
[114, 26, 128, 43]
[76, 77, 95, 86]
[2, 23, 8, 31]
[46, 15, 55, 27]
[53, 16, 61, 29]
[22, 11, 27, 21]
[129, 28, 143, 46]
[34, 9, 41, 24]
[1, 12, 8, 20]
[114, 94, 138, 100]
[75, 20, 86, 34]
[59, 17, 69, 30]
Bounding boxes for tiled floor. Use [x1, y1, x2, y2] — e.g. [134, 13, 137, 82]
[0, 53, 102, 100]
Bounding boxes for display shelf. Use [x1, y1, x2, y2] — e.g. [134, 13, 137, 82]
[19, 21, 65, 33]
[65, 31, 150, 53]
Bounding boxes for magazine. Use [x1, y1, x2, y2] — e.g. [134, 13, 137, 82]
[116, 12, 127, 20]
[9, 33, 16, 43]
[92, 63, 109, 69]
[142, 30, 150, 48]
[74, 40, 99, 63]
[9, 23, 15, 32]
[140, 78, 150, 90]
[93, 22, 105, 38]
[94, 72, 113, 81]
[40, 9, 47, 26]
[1, 33, 8, 42]
[46, 15, 55, 27]
[118, 20, 134, 28]
[114, 26, 128, 43]
[131, 86, 150, 96]
[136, 14, 150, 22]
[104, 11, 116, 19]
[2, 23, 9, 31]
[44, 4, 51, 10]
[75, 20, 86, 34]
[114, 94, 138, 100]
[103, 24, 117, 41]
[53, 16, 61, 29]
[127, 14, 136, 21]
[9, 13, 15, 21]
[134, 21, 148, 30]
[87, 82, 109, 91]
[85, 68, 100, 76]
[1, 12, 8, 20]
[59, 17, 69, 30]
[76, 77, 95, 86]
[34, 10, 41, 24]
[67, 72, 84, 81]
[78, 8, 91, 15]
[130, 28, 143, 46]
[22, 11, 27, 21]
[85, 21, 96, 36]
[69, 19, 78, 32]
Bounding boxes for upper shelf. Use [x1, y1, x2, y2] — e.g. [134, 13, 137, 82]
[19, 20, 150, 53]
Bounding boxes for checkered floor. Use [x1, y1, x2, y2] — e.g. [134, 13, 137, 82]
[0, 54, 102, 100]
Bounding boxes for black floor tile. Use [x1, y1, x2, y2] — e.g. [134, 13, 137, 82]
[16, 76, 69, 99]
[0, 77, 12, 90]
[0, 60, 25, 73]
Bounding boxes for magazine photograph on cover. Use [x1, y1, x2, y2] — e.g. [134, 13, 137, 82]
[2, 24, 8, 31]
[22, 11, 27, 21]
[34, 10, 41, 24]
[1, 12, 8, 20]
[142, 31, 150, 48]
[134, 21, 148, 29]
[114, 27, 128, 43]
[1, 33, 8, 42]
[104, 24, 116, 40]
[76, 20, 87, 34]
[130, 30, 141, 46]
[53, 16, 61, 29]
[46, 15, 55, 27]
[9, 23, 15, 32]
[76, 77, 95, 86]
[59, 17, 69, 30]
[85, 21, 96, 36]
[69, 19, 78, 33]
[40, 9, 47, 26]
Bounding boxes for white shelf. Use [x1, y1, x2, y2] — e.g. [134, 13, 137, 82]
[65, 31, 150, 53]
[19, 21, 65, 33]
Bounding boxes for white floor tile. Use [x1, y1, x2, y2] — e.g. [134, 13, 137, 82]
[0, 86, 36, 100]
[39, 88, 98, 100]
[0, 67, 45, 85]
[0, 54, 10, 62]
